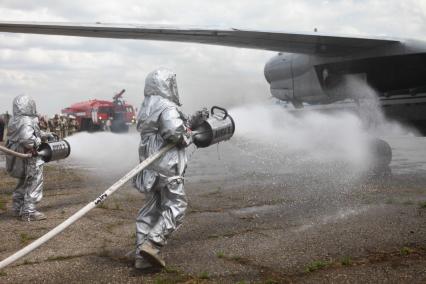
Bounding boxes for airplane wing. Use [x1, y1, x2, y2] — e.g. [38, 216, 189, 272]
[0, 21, 400, 56]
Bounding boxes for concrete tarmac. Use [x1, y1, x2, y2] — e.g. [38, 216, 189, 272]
[0, 135, 425, 283]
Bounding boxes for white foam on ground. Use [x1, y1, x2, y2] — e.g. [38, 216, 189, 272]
[292, 206, 372, 233]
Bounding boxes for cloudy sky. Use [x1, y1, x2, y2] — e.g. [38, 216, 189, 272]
[0, 0, 425, 115]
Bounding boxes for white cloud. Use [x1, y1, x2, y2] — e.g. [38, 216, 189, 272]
[0, 0, 425, 115]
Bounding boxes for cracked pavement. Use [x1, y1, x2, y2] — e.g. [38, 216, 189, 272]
[0, 136, 425, 283]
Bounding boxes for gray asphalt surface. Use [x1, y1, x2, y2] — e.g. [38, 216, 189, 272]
[0, 135, 425, 283]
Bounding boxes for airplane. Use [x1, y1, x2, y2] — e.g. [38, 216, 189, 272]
[0, 21, 425, 134]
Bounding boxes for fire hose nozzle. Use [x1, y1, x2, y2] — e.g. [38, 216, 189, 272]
[192, 106, 235, 148]
[0, 140, 71, 162]
[37, 140, 71, 163]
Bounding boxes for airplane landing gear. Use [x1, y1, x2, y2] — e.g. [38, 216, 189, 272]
[368, 138, 392, 178]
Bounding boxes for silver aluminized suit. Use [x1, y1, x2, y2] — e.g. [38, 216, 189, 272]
[133, 68, 190, 260]
[6, 95, 44, 215]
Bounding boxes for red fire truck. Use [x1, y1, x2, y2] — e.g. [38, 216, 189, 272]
[62, 89, 136, 133]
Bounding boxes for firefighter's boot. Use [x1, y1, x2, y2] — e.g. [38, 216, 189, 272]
[21, 211, 47, 221]
[139, 241, 165, 268]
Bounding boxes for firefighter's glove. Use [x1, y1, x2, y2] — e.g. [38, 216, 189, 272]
[189, 108, 209, 129]
[40, 131, 57, 143]
[29, 147, 39, 157]
[50, 133, 59, 142]
[179, 128, 193, 148]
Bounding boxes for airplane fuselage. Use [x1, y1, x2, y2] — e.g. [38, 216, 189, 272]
[264, 39, 426, 132]
[264, 39, 426, 104]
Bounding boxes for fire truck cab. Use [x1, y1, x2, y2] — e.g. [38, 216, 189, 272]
[62, 89, 135, 133]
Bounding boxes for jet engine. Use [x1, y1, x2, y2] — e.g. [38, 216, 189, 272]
[264, 53, 328, 106]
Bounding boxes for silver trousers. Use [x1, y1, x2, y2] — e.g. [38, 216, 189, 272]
[135, 176, 187, 258]
[12, 159, 43, 214]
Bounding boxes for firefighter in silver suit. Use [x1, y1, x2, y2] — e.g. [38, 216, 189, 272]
[132, 68, 195, 269]
[6, 95, 49, 221]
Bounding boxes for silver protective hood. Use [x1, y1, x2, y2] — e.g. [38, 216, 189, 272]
[13, 95, 37, 117]
[144, 68, 181, 106]
[7, 94, 40, 147]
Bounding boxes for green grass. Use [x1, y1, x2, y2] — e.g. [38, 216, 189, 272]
[105, 223, 115, 234]
[98, 240, 110, 258]
[198, 271, 210, 279]
[230, 256, 244, 262]
[263, 280, 279, 284]
[216, 253, 250, 265]
[97, 203, 109, 210]
[385, 198, 396, 204]
[0, 271, 6, 277]
[47, 255, 69, 261]
[267, 198, 291, 205]
[305, 260, 330, 272]
[19, 233, 36, 244]
[164, 266, 179, 274]
[152, 267, 204, 284]
[400, 247, 414, 255]
[97, 202, 122, 211]
[98, 248, 110, 258]
[341, 256, 352, 266]
[207, 234, 220, 239]
[153, 273, 189, 284]
[419, 201, 426, 209]
[46, 254, 88, 262]
[0, 196, 7, 211]
[154, 277, 179, 284]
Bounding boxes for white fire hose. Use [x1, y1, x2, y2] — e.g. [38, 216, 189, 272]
[0, 143, 175, 270]
[0, 144, 32, 159]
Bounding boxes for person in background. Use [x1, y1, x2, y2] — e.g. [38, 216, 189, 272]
[60, 115, 68, 138]
[68, 115, 79, 136]
[3, 111, 10, 141]
[105, 118, 112, 132]
[51, 114, 61, 139]
[38, 115, 48, 133]
[6, 95, 52, 221]
[0, 114, 4, 142]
